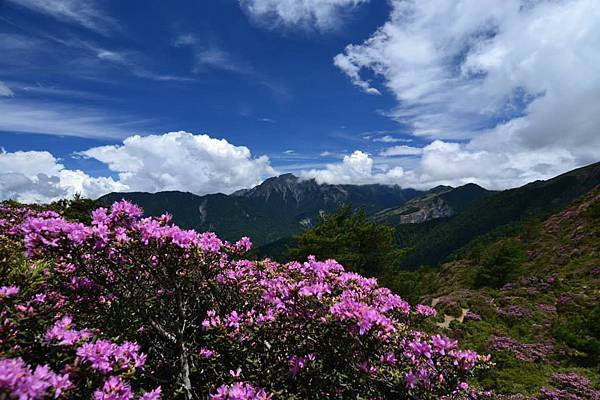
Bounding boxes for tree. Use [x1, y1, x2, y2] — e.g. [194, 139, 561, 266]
[288, 205, 404, 276]
[472, 238, 526, 289]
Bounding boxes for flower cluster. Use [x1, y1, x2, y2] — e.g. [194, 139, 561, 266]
[416, 304, 438, 317]
[0, 286, 19, 298]
[538, 372, 600, 399]
[45, 315, 92, 345]
[210, 382, 272, 400]
[77, 340, 147, 373]
[497, 305, 532, 319]
[0, 200, 491, 399]
[0, 357, 72, 399]
[488, 336, 555, 362]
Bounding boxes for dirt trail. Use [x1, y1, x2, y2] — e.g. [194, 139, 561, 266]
[431, 298, 469, 329]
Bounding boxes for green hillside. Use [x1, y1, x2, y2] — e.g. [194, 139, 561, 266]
[384, 187, 600, 397]
[394, 162, 600, 268]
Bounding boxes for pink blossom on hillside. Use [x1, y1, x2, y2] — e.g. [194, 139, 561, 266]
[199, 231, 222, 253]
[210, 382, 272, 400]
[94, 376, 134, 400]
[45, 315, 92, 345]
[415, 304, 438, 317]
[0, 357, 72, 399]
[77, 340, 146, 373]
[0, 286, 19, 298]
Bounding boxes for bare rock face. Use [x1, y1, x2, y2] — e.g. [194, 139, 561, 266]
[397, 197, 454, 224]
[373, 182, 491, 225]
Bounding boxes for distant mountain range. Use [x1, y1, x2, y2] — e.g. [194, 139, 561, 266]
[392, 161, 600, 267]
[99, 162, 600, 267]
[99, 173, 423, 245]
[373, 183, 491, 224]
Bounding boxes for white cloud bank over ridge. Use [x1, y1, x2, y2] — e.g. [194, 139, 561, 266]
[0, 149, 124, 204]
[0, 132, 276, 203]
[81, 131, 276, 195]
[303, 141, 581, 190]
[239, 0, 369, 30]
[328, 0, 600, 188]
[302, 150, 405, 185]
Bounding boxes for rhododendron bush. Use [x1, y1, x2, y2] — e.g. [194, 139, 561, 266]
[0, 201, 490, 399]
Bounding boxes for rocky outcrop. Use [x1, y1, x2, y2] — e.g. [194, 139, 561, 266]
[397, 197, 454, 224]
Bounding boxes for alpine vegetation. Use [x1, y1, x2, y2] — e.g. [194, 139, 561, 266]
[0, 201, 489, 399]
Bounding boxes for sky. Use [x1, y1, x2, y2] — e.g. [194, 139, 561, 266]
[0, 0, 599, 203]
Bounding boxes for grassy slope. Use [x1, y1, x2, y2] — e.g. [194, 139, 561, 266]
[413, 188, 600, 395]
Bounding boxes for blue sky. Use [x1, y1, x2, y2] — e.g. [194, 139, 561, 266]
[0, 1, 405, 169]
[0, 0, 598, 202]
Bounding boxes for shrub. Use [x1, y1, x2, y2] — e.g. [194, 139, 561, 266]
[1, 202, 490, 399]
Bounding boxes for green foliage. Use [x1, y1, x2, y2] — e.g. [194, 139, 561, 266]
[379, 267, 439, 304]
[1, 194, 99, 224]
[50, 194, 100, 224]
[288, 205, 405, 276]
[478, 352, 551, 395]
[472, 238, 526, 289]
[552, 303, 600, 366]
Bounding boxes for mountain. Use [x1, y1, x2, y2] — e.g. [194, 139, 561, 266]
[394, 161, 600, 268]
[373, 183, 491, 224]
[383, 187, 600, 397]
[98, 174, 423, 245]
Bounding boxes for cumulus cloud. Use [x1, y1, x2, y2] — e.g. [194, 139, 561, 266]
[0, 149, 123, 203]
[334, 0, 600, 186]
[240, 0, 369, 31]
[303, 141, 581, 190]
[379, 145, 422, 157]
[80, 131, 276, 195]
[1, 132, 277, 202]
[301, 150, 404, 185]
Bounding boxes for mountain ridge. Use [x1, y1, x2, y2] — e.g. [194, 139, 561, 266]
[98, 175, 423, 245]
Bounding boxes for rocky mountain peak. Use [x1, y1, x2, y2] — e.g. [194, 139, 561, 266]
[233, 173, 313, 202]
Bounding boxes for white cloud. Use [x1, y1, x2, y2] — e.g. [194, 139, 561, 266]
[0, 82, 13, 97]
[379, 145, 422, 157]
[0, 98, 138, 138]
[0, 33, 38, 51]
[0, 149, 123, 203]
[301, 150, 404, 185]
[319, 151, 333, 157]
[5, 0, 118, 35]
[193, 47, 251, 74]
[93, 48, 193, 82]
[81, 131, 276, 195]
[396, 140, 581, 190]
[373, 135, 410, 143]
[333, 0, 600, 186]
[240, 0, 369, 31]
[173, 34, 197, 47]
[1, 132, 277, 202]
[302, 141, 582, 190]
